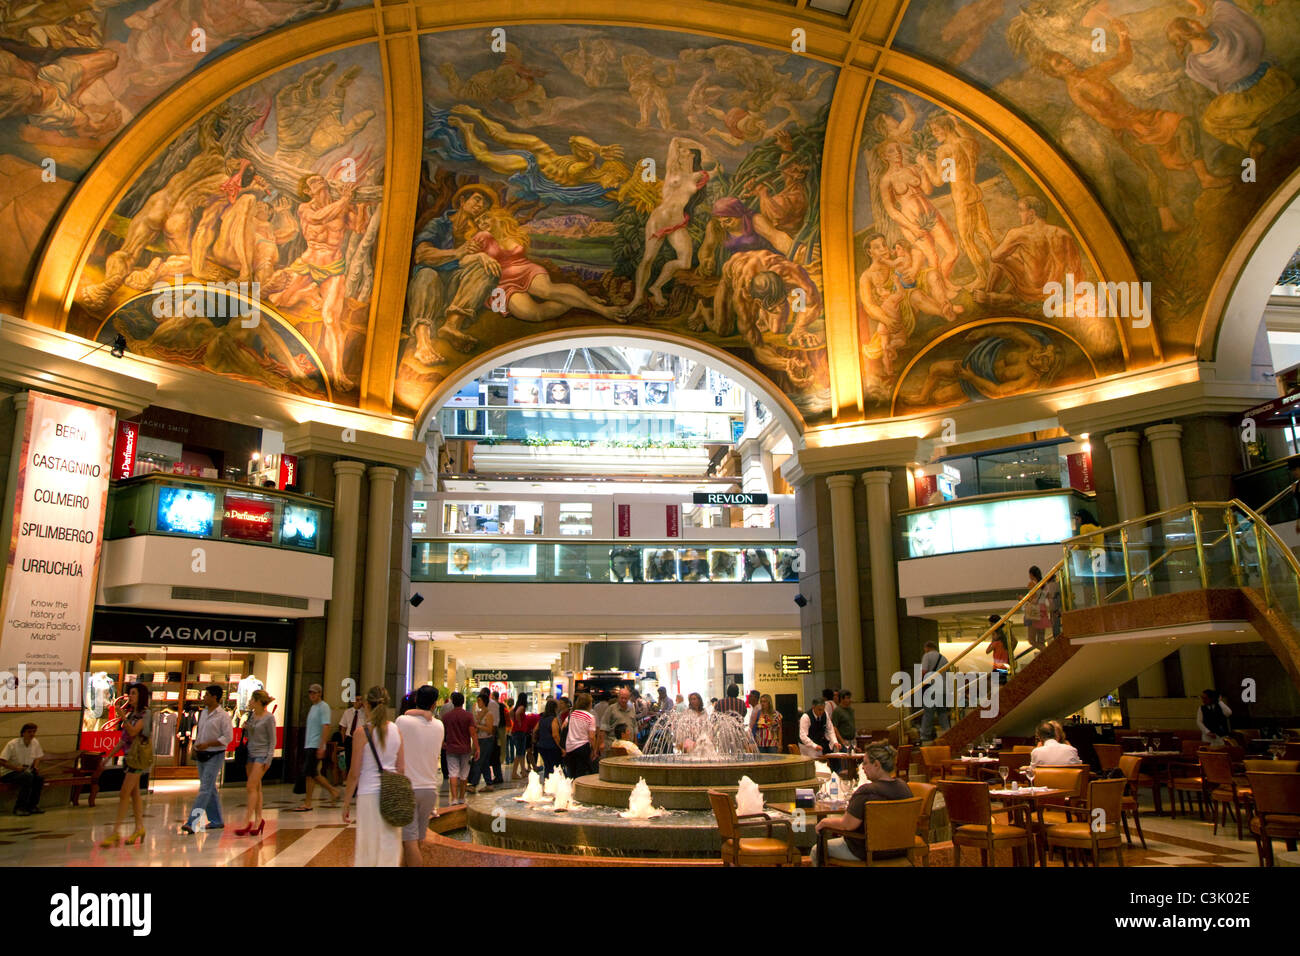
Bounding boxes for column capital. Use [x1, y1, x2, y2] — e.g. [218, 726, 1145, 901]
[861, 471, 892, 488]
[367, 465, 400, 483]
[332, 460, 368, 478]
[1103, 430, 1141, 450]
[1144, 423, 1184, 443]
[825, 473, 858, 491]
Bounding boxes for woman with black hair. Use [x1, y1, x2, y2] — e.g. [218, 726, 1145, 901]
[100, 682, 153, 847]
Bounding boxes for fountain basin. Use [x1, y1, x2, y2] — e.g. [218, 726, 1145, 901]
[574, 754, 818, 810]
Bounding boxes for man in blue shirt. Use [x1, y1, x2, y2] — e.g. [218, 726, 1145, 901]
[405, 184, 496, 363]
[293, 684, 339, 811]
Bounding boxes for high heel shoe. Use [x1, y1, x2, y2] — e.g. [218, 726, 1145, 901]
[99, 833, 121, 848]
[234, 822, 253, 835]
[126, 829, 145, 845]
[249, 820, 265, 836]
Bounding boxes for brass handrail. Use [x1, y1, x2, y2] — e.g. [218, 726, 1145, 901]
[1254, 481, 1299, 520]
[887, 558, 1064, 732]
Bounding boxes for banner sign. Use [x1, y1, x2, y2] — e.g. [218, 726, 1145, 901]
[470, 670, 553, 684]
[0, 392, 115, 708]
[779, 654, 813, 675]
[665, 505, 679, 538]
[692, 492, 768, 505]
[112, 421, 138, 481]
[1066, 452, 1094, 493]
[221, 495, 275, 543]
[277, 454, 298, 490]
[617, 504, 631, 537]
[90, 610, 298, 651]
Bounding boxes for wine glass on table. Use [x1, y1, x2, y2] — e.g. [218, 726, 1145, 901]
[998, 765, 1010, 791]
[1024, 765, 1037, 791]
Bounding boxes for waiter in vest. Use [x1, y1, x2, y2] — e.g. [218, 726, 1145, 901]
[798, 697, 840, 759]
[1197, 689, 1233, 746]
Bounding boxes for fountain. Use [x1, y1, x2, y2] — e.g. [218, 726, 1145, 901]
[543, 771, 559, 796]
[516, 770, 547, 803]
[619, 778, 666, 819]
[467, 708, 821, 857]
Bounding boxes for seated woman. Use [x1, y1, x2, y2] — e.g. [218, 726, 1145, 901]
[812, 743, 913, 866]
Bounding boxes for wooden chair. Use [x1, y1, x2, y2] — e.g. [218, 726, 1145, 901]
[1244, 759, 1299, 773]
[707, 789, 800, 866]
[1042, 777, 1127, 867]
[1093, 744, 1122, 773]
[1201, 749, 1250, 839]
[908, 780, 938, 845]
[894, 744, 913, 782]
[818, 796, 927, 867]
[920, 745, 953, 781]
[1033, 766, 1090, 827]
[998, 752, 1031, 781]
[1180, 739, 1202, 759]
[1117, 754, 1148, 849]
[1285, 743, 1300, 763]
[939, 779, 1034, 867]
[1170, 751, 1206, 820]
[0, 751, 104, 808]
[1244, 772, 1300, 867]
[1012, 745, 1034, 753]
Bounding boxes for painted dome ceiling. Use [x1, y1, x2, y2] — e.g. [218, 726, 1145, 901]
[5, 0, 1299, 433]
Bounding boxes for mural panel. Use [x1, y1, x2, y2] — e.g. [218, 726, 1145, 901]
[854, 83, 1122, 416]
[68, 44, 386, 404]
[393, 26, 838, 423]
[895, 0, 1300, 356]
[0, 0, 355, 309]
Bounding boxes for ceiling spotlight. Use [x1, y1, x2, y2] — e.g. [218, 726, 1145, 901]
[409, 593, 425, 607]
[794, 594, 808, 608]
[110, 334, 127, 359]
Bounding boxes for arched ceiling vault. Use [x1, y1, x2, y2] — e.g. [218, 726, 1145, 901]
[17, 0, 1300, 439]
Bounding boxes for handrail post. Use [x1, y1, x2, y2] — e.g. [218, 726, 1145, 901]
[1225, 507, 1245, 588]
[1255, 518, 1273, 608]
[1060, 550, 1072, 612]
[1190, 506, 1210, 590]
[1120, 527, 1134, 602]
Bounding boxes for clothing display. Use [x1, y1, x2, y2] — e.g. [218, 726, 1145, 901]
[236, 675, 264, 713]
[154, 709, 178, 758]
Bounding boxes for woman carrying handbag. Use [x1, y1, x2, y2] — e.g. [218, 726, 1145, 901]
[236, 690, 276, 836]
[100, 682, 154, 847]
[341, 686, 406, 867]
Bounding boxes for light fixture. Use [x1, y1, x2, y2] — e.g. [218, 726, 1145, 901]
[409, 593, 425, 607]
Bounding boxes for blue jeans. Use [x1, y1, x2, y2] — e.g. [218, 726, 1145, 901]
[920, 706, 950, 743]
[468, 736, 497, 787]
[189, 753, 224, 826]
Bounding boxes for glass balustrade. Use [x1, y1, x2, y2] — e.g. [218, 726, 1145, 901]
[411, 539, 802, 583]
[105, 474, 333, 555]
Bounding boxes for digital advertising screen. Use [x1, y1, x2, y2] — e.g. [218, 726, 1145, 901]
[221, 495, 275, 543]
[281, 505, 320, 550]
[156, 487, 216, 537]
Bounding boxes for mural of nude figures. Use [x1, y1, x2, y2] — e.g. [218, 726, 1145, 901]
[394, 26, 838, 422]
[68, 45, 385, 404]
[854, 83, 1122, 416]
[0, 0, 360, 311]
[895, 0, 1300, 355]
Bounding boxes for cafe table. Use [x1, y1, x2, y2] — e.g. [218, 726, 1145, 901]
[989, 787, 1072, 862]
[942, 756, 998, 779]
[1121, 751, 1184, 815]
[764, 801, 842, 819]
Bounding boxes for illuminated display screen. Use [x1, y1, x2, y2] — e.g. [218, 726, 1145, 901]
[156, 487, 216, 537]
[281, 505, 320, 550]
[222, 496, 275, 543]
[446, 542, 537, 576]
[904, 494, 1074, 557]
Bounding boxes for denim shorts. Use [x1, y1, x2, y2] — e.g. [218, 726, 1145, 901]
[247, 755, 272, 765]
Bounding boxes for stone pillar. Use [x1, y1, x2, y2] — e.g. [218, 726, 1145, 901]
[1145, 423, 1214, 694]
[825, 475, 864, 699]
[1103, 432, 1145, 521]
[1104, 432, 1167, 697]
[863, 472, 900, 702]
[411, 639, 430, 689]
[361, 466, 398, 692]
[431, 648, 447, 690]
[325, 461, 366, 706]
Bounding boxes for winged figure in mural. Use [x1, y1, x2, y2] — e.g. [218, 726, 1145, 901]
[899, 324, 1064, 409]
[438, 43, 551, 121]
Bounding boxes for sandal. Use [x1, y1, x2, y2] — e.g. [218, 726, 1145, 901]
[289, 805, 313, 812]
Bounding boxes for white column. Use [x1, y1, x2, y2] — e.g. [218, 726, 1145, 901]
[863, 471, 901, 702]
[1104, 431, 1167, 697]
[1145, 423, 1214, 695]
[825, 475, 864, 700]
[411, 638, 431, 689]
[361, 466, 398, 693]
[325, 461, 366, 707]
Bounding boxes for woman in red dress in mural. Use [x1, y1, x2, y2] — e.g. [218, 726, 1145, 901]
[467, 208, 623, 322]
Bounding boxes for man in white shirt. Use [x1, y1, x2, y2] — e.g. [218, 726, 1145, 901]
[799, 698, 840, 758]
[337, 697, 366, 777]
[1197, 689, 1233, 745]
[182, 684, 234, 833]
[1, 723, 45, 815]
[396, 685, 445, 867]
[1029, 721, 1082, 768]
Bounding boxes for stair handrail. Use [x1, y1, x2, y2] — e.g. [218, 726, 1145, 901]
[887, 558, 1064, 733]
[1229, 497, 1300, 614]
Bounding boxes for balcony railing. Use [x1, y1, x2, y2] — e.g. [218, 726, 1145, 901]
[412, 539, 800, 583]
[106, 474, 333, 555]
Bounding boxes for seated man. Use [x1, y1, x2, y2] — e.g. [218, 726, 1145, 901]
[1029, 720, 1082, 767]
[813, 743, 912, 865]
[1, 723, 45, 815]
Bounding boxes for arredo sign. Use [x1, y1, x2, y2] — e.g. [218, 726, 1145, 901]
[692, 492, 769, 506]
[470, 669, 552, 684]
[91, 611, 297, 651]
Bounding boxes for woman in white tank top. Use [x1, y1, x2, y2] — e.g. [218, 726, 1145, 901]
[342, 686, 405, 866]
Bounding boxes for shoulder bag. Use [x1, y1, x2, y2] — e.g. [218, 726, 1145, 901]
[124, 715, 154, 771]
[364, 725, 415, 827]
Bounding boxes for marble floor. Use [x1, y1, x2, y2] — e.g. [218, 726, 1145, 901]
[0, 779, 1291, 867]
